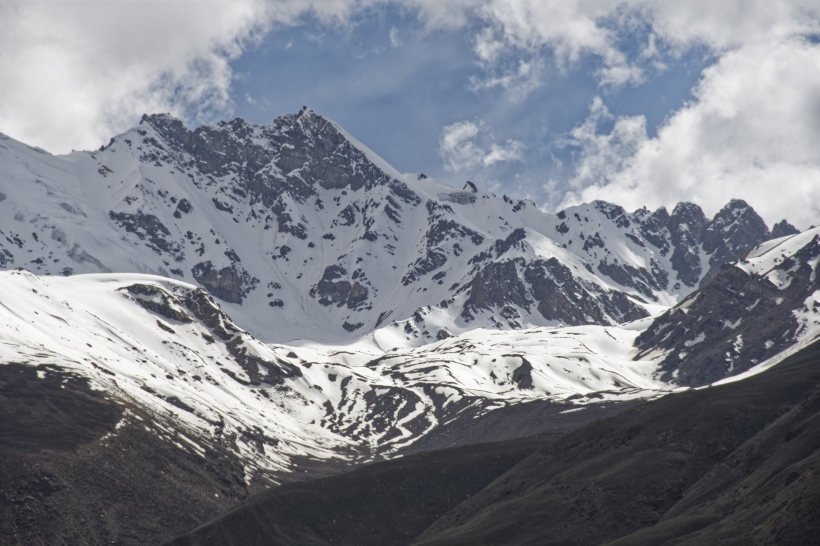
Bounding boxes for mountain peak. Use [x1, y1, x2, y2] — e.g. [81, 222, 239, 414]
[772, 219, 800, 238]
[0, 108, 797, 344]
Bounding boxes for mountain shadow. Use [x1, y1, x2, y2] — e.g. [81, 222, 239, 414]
[168, 339, 820, 546]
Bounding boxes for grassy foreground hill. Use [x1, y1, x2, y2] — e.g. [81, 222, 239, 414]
[169, 339, 820, 546]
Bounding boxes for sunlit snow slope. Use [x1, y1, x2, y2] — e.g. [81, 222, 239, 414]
[0, 110, 784, 345]
[0, 108, 813, 486]
[0, 269, 680, 475]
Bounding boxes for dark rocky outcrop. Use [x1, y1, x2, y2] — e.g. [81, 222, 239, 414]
[109, 211, 183, 258]
[510, 357, 534, 389]
[772, 219, 800, 238]
[123, 284, 193, 323]
[700, 199, 771, 286]
[141, 109, 396, 209]
[424, 218, 484, 249]
[461, 260, 530, 322]
[225, 337, 302, 386]
[191, 261, 259, 305]
[402, 250, 447, 286]
[636, 233, 820, 386]
[597, 256, 668, 299]
[173, 198, 193, 218]
[526, 258, 648, 325]
[310, 265, 369, 309]
[633, 205, 671, 255]
[630, 200, 774, 289]
[667, 202, 709, 287]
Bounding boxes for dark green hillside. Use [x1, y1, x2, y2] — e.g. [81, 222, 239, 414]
[169, 340, 820, 546]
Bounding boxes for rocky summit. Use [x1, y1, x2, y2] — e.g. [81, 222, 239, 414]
[0, 109, 790, 347]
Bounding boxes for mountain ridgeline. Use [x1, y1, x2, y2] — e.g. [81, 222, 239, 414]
[1, 109, 818, 546]
[0, 109, 793, 347]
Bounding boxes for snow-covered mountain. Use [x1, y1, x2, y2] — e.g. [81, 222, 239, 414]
[636, 226, 820, 386]
[3, 110, 819, 545]
[2, 226, 819, 492]
[0, 269, 677, 478]
[0, 109, 790, 346]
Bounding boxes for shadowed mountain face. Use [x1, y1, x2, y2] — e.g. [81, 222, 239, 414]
[0, 364, 254, 546]
[166, 435, 553, 546]
[167, 339, 820, 546]
[636, 230, 820, 386]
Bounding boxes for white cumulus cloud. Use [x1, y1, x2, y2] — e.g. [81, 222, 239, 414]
[2, 0, 819, 230]
[0, 0, 376, 154]
[439, 120, 524, 172]
[560, 37, 820, 229]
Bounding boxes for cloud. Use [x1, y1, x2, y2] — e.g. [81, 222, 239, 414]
[468, 56, 545, 100]
[453, 0, 820, 96]
[439, 120, 524, 172]
[3, 0, 820, 236]
[0, 1, 280, 153]
[560, 37, 820, 229]
[390, 27, 402, 47]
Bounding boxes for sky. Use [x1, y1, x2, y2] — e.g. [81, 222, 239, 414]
[1, 1, 819, 228]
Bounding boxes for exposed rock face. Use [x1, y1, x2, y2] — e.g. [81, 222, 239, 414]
[402, 250, 448, 286]
[626, 200, 774, 290]
[772, 219, 800, 238]
[143, 109, 397, 209]
[462, 260, 530, 323]
[700, 199, 771, 286]
[526, 259, 648, 325]
[596, 256, 667, 299]
[124, 284, 194, 323]
[0, 107, 793, 344]
[636, 231, 820, 387]
[310, 265, 369, 309]
[191, 261, 258, 305]
[510, 357, 534, 389]
[109, 211, 183, 259]
[666, 202, 709, 287]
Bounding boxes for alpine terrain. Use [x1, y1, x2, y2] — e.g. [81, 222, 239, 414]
[1, 109, 818, 545]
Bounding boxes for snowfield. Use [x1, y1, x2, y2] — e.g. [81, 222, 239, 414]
[0, 269, 680, 475]
[1, 108, 817, 482]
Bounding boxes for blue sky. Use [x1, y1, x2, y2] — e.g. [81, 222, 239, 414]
[2, 1, 819, 227]
[227, 8, 708, 209]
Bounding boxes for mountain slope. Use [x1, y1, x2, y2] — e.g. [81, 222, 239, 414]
[1, 362, 257, 546]
[0, 270, 660, 546]
[3, 226, 818, 546]
[0, 111, 783, 346]
[414, 338, 820, 546]
[166, 435, 553, 546]
[636, 227, 820, 386]
[165, 338, 820, 546]
[1, 109, 814, 546]
[0, 269, 677, 472]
